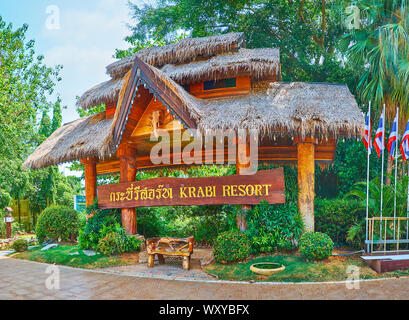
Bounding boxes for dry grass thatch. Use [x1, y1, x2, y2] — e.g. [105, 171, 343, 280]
[195, 81, 364, 139]
[106, 32, 245, 79]
[161, 48, 280, 85]
[24, 81, 363, 169]
[78, 48, 280, 108]
[76, 78, 124, 110]
[22, 112, 114, 169]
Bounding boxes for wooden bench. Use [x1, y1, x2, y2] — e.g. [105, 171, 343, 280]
[146, 236, 194, 270]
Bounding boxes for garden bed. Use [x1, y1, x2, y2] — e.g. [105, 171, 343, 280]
[9, 244, 140, 269]
[204, 253, 409, 282]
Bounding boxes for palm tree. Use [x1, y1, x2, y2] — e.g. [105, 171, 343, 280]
[337, 0, 409, 182]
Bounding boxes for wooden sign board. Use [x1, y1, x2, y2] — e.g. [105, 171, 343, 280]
[98, 168, 285, 209]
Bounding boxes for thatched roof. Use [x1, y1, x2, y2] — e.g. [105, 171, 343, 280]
[24, 81, 363, 170]
[161, 48, 280, 85]
[106, 32, 245, 79]
[76, 78, 124, 110]
[78, 47, 280, 108]
[195, 82, 363, 139]
[23, 112, 114, 169]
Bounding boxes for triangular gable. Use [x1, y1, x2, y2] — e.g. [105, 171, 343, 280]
[112, 56, 202, 149]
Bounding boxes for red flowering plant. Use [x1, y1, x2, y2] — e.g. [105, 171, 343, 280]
[299, 231, 334, 261]
[213, 230, 251, 263]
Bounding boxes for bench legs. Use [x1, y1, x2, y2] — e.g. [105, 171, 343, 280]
[148, 254, 154, 268]
[148, 254, 190, 270]
[182, 256, 191, 270]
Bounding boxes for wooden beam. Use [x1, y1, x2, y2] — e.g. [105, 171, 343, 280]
[296, 137, 315, 232]
[235, 132, 252, 231]
[117, 144, 137, 235]
[81, 157, 97, 209]
[136, 56, 197, 129]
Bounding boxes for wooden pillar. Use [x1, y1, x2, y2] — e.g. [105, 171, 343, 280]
[81, 157, 97, 207]
[117, 144, 137, 235]
[235, 131, 252, 231]
[296, 137, 316, 232]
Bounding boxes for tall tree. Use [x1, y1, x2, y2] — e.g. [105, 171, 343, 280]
[127, 0, 362, 89]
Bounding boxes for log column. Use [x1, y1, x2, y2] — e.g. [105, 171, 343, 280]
[235, 131, 252, 231]
[117, 143, 137, 235]
[296, 137, 316, 232]
[81, 157, 97, 207]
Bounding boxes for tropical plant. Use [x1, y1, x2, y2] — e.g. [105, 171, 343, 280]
[245, 201, 304, 254]
[345, 175, 409, 245]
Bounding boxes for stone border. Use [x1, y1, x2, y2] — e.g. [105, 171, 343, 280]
[3, 256, 408, 286]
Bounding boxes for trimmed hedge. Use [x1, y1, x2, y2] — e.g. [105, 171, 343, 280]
[36, 206, 80, 243]
[315, 198, 363, 246]
[299, 232, 334, 261]
[12, 239, 28, 252]
[213, 230, 251, 263]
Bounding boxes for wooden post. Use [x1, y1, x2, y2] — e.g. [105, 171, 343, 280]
[81, 157, 97, 207]
[235, 131, 252, 231]
[117, 143, 137, 235]
[296, 137, 316, 232]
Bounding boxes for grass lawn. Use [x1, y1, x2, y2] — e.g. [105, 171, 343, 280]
[10, 244, 139, 269]
[205, 253, 409, 282]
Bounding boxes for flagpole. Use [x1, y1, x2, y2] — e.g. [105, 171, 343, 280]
[407, 162, 409, 240]
[380, 104, 385, 241]
[393, 107, 399, 240]
[365, 102, 371, 253]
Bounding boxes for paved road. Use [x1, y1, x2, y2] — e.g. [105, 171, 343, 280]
[0, 257, 407, 300]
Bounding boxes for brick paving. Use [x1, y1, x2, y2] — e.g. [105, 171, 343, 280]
[0, 256, 409, 300]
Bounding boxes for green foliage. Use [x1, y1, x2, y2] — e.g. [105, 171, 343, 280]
[97, 229, 143, 256]
[36, 206, 80, 243]
[126, 0, 362, 87]
[245, 201, 304, 254]
[299, 232, 334, 261]
[12, 239, 28, 252]
[213, 230, 251, 263]
[78, 206, 121, 251]
[337, 0, 409, 117]
[315, 198, 363, 246]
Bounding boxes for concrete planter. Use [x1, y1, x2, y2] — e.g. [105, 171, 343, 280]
[250, 262, 285, 275]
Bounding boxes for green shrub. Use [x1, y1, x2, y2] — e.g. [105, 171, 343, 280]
[78, 206, 121, 251]
[299, 232, 334, 261]
[12, 239, 28, 252]
[315, 198, 363, 246]
[245, 201, 304, 254]
[213, 230, 251, 263]
[36, 206, 80, 243]
[97, 232, 123, 255]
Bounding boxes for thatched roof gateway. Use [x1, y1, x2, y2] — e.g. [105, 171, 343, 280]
[23, 32, 364, 170]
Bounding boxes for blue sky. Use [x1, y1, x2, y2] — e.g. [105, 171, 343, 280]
[0, 0, 153, 176]
[0, 0, 146, 124]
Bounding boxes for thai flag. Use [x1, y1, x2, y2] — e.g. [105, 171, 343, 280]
[400, 119, 409, 161]
[362, 111, 372, 153]
[373, 112, 385, 158]
[387, 113, 399, 161]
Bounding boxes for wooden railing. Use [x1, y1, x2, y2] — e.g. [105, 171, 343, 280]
[366, 217, 409, 253]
